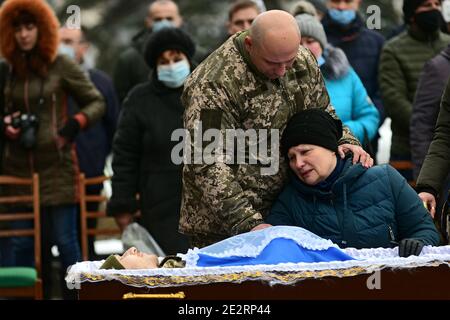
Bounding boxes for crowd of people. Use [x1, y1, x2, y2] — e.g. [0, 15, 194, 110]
[0, 0, 449, 299]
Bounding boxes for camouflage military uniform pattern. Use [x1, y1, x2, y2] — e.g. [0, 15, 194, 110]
[180, 31, 360, 247]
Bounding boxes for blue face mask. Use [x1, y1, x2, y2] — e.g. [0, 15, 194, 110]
[157, 60, 190, 88]
[317, 55, 325, 67]
[328, 9, 356, 25]
[58, 44, 76, 60]
[152, 19, 175, 33]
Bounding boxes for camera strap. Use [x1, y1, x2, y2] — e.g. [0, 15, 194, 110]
[0, 61, 10, 173]
[0, 60, 10, 117]
[4, 72, 45, 114]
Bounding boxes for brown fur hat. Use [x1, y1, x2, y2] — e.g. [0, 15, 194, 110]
[0, 0, 60, 78]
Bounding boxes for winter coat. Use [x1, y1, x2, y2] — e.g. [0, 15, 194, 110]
[321, 45, 379, 143]
[68, 68, 119, 188]
[113, 29, 151, 103]
[0, 0, 105, 206]
[416, 76, 450, 197]
[322, 13, 385, 119]
[107, 75, 189, 255]
[267, 157, 440, 249]
[410, 45, 450, 180]
[379, 27, 450, 157]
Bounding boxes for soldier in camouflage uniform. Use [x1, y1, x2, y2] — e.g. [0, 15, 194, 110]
[180, 10, 371, 248]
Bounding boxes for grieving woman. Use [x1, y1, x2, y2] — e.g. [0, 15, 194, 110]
[265, 109, 439, 257]
[107, 28, 195, 254]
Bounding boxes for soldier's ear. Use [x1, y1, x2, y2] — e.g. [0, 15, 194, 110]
[244, 36, 253, 50]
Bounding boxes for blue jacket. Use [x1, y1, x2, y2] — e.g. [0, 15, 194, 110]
[322, 13, 385, 120]
[321, 46, 380, 143]
[68, 68, 119, 191]
[266, 157, 440, 249]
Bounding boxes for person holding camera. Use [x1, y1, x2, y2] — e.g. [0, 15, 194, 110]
[0, 0, 105, 299]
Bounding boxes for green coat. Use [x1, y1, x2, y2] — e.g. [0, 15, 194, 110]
[2, 54, 105, 206]
[379, 27, 450, 157]
[416, 77, 450, 196]
[180, 31, 360, 244]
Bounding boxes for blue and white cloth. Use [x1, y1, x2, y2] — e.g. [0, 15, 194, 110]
[179, 226, 354, 268]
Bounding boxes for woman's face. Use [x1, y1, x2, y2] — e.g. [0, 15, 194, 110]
[300, 36, 323, 59]
[115, 247, 158, 269]
[288, 144, 337, 185]
[14, 23, 38, 52]
[156, 49, 188, 67]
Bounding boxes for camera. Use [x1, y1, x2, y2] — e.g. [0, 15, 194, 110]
[10, 112, 39, 149]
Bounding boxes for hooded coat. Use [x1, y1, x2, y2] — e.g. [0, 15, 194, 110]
[0, 0, 105, 206]
[321, 45, 379, 144]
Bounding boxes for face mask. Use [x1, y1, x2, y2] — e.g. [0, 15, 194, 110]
[152, 19, 175, 33]
[443, 0, 450, 23]
[415, 9, 442, 33]
[328, 9, 356, 25]
[317, 55, 325, 67]
[58, 44, 76, 60]
[157, 60, 190, 88]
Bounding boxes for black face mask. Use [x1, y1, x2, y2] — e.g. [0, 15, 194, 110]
[415, 9, 442, 33]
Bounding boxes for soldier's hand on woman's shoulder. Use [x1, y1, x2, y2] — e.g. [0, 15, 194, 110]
[338, 144, 373, 168]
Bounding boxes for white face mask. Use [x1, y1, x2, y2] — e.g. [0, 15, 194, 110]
[152, 19, 175, 33]
[157, 60, 191, 88]
[317, 55, 326, 67]
[58, 44, 76, 60]
[443, 0, 450, 23]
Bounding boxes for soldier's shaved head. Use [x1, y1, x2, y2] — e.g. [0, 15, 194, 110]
[245, 10, 301, 79]
[249, 10, 301, 46]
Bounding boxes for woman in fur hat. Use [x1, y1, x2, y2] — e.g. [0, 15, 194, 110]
[0, 0, 105, 298]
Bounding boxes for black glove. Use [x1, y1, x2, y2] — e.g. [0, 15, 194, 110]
[398, 238, 424, 257]
[58, 118, 80, 142]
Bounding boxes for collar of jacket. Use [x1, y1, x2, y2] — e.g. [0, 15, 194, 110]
[132, 28, 152, 53]
[322, 12, 364, 41]
[407, 25, 441, 42]
[289, 155, 366, 198]
[320, 45, 350, 80]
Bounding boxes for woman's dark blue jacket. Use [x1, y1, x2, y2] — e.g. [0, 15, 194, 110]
[266, 158, 439, 249]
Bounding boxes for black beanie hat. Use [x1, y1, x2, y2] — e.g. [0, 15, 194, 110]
[281, 109, 343, 156]
[144, 27, 196, 69]
[403, 0, 434, 24]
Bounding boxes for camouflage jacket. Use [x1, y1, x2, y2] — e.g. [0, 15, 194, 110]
[180, 31, 359, 243]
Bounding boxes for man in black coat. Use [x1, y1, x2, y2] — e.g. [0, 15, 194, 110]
[113, 0, 183, 103]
